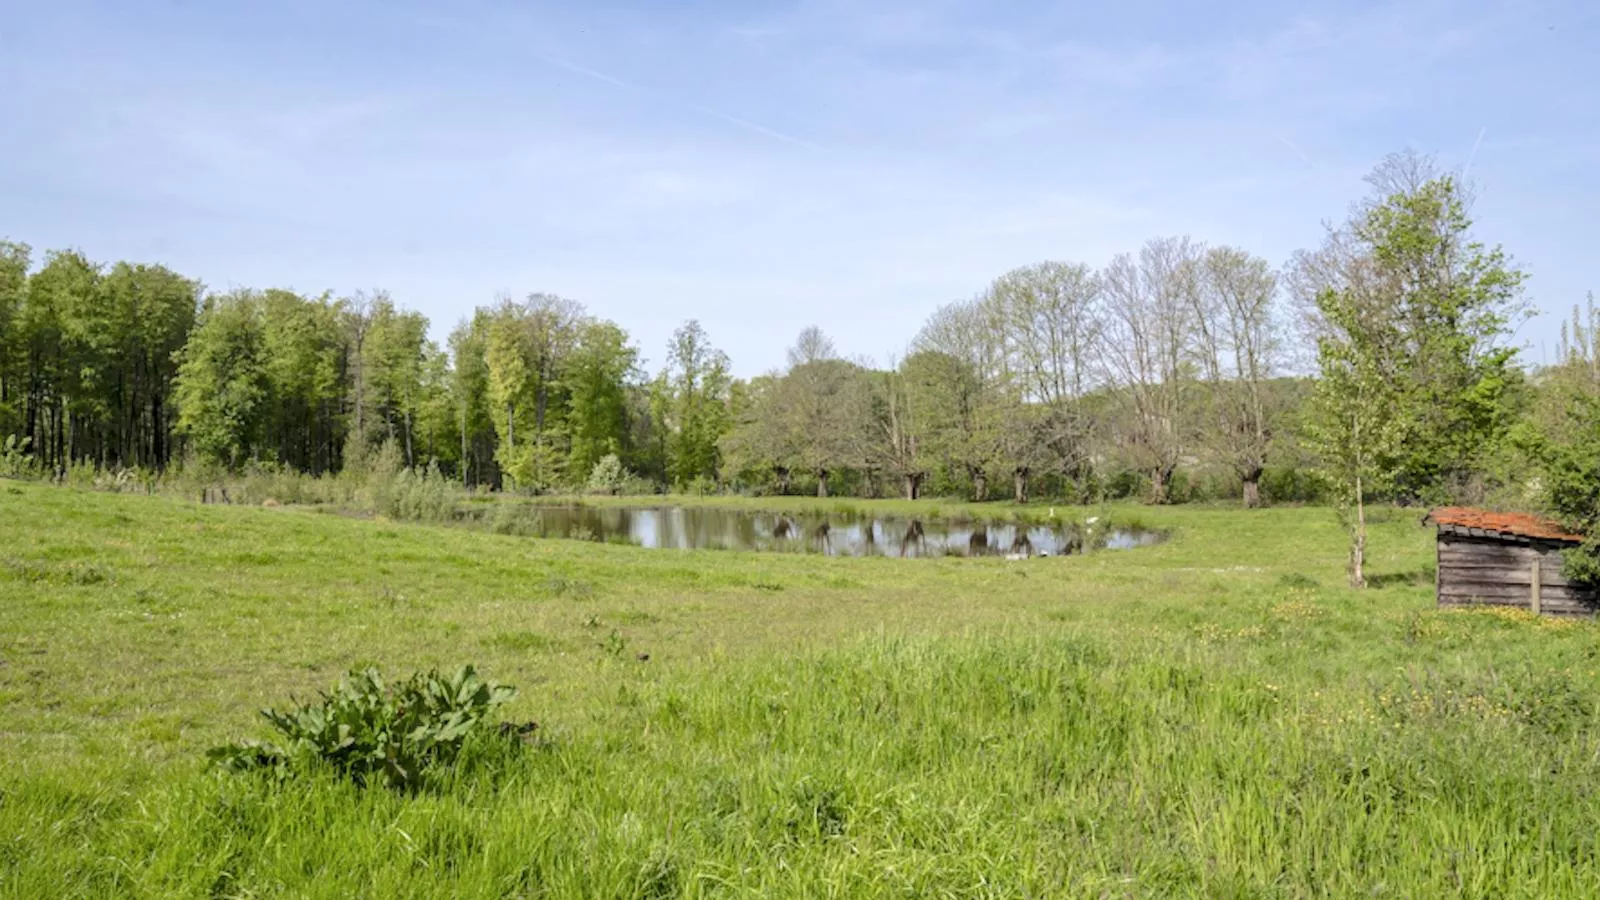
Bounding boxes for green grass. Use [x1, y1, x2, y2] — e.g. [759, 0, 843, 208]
[3, 481, 1599, 897]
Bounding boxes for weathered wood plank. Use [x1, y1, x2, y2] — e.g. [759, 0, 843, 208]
[1438, 561, 1575, 585]
[1440, 590, 1594, 609]
[1439, 542, 1551, 562]
[1437, 578, 1593, 603]
[1436, 594, 1593, 611]
[1438, 582, 1540, 601]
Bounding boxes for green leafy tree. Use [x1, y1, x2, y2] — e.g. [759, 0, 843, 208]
[662, 320, 731, 487]
[1303, 155, 1524, 586]
[173, 292, 268, 467]
[566, 320, 637, 478]
[22, 250, 101, 470]
[447, 312, 498, 487]
[909, 297, 1014, 500]
[0, 241, 31, 440]
[260, 290, 346, 473]
[719, 373, 797, 492]
[1521, 296, 1600, 584]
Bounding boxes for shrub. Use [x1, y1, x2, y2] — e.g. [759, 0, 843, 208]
[376, 462, 459, 523]
[0, 434, 33, 478]
[585, 454, 632, 495]
[209, 665, 517, 790]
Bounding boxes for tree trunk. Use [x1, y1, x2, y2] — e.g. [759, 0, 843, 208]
[903, 472, 922, 501]
[404, 409, 415, 469]
[816, 468, 829, 498]
[151, 392, 164, 469]
[1013, 467, 1029, 504]
[1350, 474, 1367, 589]
[775, 466, 791, 495]
[1150, 466, 1175, 505]
[1242, 469, 1262, 509]
[972, 468, 987, 503]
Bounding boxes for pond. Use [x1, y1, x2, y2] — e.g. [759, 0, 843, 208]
[498, 504, 1165, 558]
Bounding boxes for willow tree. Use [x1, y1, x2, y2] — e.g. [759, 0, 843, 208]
[1102, 237, 1200, 503]
[1190, 246, 1282, 508]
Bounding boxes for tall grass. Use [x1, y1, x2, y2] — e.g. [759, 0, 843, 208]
[5, 483, 1596, 895]
[4, 634, 1598, 896]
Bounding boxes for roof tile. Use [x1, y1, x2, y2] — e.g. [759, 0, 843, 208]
[1426, 506, 1586, 543]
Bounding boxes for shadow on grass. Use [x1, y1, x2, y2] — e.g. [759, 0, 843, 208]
[1368, 567, 1436, 589]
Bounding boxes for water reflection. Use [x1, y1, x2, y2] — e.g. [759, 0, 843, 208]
[501, 505, 1165, 557]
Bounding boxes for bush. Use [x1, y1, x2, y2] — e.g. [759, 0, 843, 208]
[209, 666, 517, 790]
[376, 461, 459, 523]
[585, 454, 632, 495]
[0, 435, 32, 478]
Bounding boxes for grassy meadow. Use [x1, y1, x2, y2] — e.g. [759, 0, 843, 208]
[3, 481, 1600, 897]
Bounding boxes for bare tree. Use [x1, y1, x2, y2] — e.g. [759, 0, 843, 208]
[867, 360, 927, 500]
[1190, 246, 1282, 507]
[985, 261, 1105, 498]
[1101, 237, 1201, 503]
[787, 325, 837, 369]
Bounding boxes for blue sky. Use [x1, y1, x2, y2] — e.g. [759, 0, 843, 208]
[2, 0, 1596, 375]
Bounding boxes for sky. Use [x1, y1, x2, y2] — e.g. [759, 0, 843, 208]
[2, 0, 1596, 376]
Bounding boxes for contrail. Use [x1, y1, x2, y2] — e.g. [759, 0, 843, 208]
[1463, 126, 1486, 178]
[689, 105, 824, 152]
[1277, 136, 1314, 167]
[536, 54, 634, 91]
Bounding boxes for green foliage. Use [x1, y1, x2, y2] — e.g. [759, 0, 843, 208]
[209, 666, 517, 790]
[173, 292, 270, 468]
[585, 453, 631, 495]
[1305, 163, 1523, 585]
[1308, 173, 1524, 507]
[662, 320, 732, 487]
[374, 461, 460, 523]
[567, 321, 638, 477]
[0, 434, 32, 477]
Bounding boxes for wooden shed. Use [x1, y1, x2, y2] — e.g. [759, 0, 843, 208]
[1425, 506, 1597, 617]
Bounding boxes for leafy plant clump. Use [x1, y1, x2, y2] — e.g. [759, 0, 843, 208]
[209, 665, 517, 789]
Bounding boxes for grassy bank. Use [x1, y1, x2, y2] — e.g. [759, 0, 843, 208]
[3, 481, 1598, 896]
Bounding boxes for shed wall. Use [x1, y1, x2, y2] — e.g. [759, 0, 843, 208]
[1436, 535, 1598, 617]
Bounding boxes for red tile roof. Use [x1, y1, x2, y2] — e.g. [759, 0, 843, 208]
[1426, 506, 1586, 543]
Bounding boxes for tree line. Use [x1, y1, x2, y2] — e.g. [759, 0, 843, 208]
[0, 237, 1300, 503]
[4, 150, 1596, 558]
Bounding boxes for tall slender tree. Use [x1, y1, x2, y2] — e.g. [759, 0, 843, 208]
[1304, 157, 1524, 586]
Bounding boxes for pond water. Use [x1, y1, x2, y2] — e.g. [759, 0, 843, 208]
[502, 505, 1165, 558]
